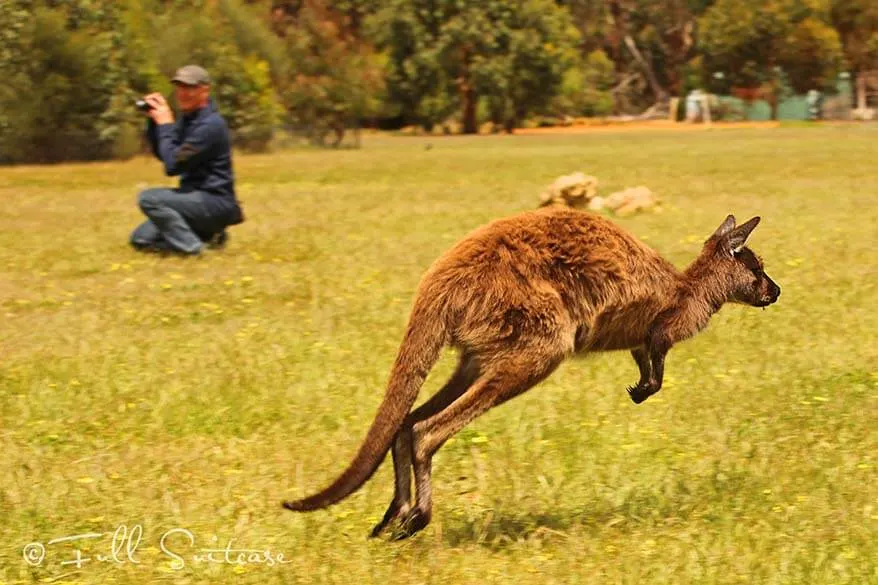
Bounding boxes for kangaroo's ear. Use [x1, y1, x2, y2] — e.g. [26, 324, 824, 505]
[726, 216, 760, 253]
[712, 215, 736, 239]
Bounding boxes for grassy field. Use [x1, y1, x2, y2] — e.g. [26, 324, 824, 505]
[1, 126, 876, 584]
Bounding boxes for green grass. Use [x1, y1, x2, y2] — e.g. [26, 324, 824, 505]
[1, 126, 876, 584]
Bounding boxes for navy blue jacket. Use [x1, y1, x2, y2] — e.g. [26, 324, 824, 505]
[146, 99, 244, 226]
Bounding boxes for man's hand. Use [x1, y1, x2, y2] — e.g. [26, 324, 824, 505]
[144, 93, 174, 125]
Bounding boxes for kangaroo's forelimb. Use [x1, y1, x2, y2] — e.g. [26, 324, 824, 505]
[627, 329, 672, 404]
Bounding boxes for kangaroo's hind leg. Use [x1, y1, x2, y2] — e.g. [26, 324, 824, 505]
[370, 352, 479, 538]
[396, 346, 564, 539]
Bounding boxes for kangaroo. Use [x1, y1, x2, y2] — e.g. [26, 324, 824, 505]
[283, 208, 780, 538]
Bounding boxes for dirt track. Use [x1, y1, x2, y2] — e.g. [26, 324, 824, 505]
[514, 120, 782, 135]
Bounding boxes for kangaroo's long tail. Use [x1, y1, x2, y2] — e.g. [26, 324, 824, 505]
[283, 304, 446, 512]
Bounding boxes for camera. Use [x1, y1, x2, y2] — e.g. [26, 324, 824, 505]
[135, 99, 153, 113]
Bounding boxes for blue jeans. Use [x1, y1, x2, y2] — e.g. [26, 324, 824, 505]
[130, 188, 225, 254]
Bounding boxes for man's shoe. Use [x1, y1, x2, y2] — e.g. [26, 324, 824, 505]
[132, 238, 173, 254]
[206, 231, 228, 250]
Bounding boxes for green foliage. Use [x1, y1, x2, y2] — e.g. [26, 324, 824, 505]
[553, 50, 616, 117]
[0, 0, 32, 161]
[0, 0, 872, 162]
[830, 0, 878, 73]
[0, 0, 287, 163]
[0, 2, 144, 163]
[478, 0, 581, 131]
[780, 17, 844, 93]
[214, 54, 283, 153]
[372, 0, 578, 133]
[218, 0, 290, 82]
[700, 0, 843, 95]
[151, 1, 283, 151]
[274, 0, 385, 146]
[366, 0, 461, 131]
[564, 0, 712, 110]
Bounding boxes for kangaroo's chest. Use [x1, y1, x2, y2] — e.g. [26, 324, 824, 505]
[575, 299, 664, 352]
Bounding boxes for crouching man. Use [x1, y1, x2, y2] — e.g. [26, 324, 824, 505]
[131, 65, 244, 255]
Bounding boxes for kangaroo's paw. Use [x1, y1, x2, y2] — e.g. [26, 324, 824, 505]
[627, 383, 658, 404]
[390, 508, 431, 541]
[370, 502, 411, 538]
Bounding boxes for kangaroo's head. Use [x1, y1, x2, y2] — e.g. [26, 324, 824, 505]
[703, 215, 781, 308]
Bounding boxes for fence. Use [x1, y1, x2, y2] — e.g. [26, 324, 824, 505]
[682, 75, 857, 122]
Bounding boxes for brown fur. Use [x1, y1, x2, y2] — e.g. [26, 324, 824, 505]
[283, 208, 780, 538]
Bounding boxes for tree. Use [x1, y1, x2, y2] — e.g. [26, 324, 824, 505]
[551, 49, 616, 118]
[830, 0, 878, 75]
[562, 0, 713, 113]
[700, 0, 842, 119]
[0, 1, 145, 163]
[628, 0, 706, 99]
[372, 0, 578, 133]
[271, 0, 384, 146]
[0, 0, 32, 162]
[471, 0, 580, 132]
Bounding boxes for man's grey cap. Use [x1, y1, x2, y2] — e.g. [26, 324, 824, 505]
[171, 65, 211, 86]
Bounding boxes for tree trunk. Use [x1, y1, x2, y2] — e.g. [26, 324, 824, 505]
[623, 35, 669, 104]
[608, 0, 628, 115]
[461, 86, 478, 134]
[503, 115, 516, 134]
[664, 19, 695, 97]
[457, 45, 478, 134]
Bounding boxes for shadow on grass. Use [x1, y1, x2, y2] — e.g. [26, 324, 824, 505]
[436, 469, 755, 548]
[436, 497, 657, 549]
[440, 509, 581, 548]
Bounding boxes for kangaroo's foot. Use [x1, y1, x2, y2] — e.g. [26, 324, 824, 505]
[390, 508, 431, 540]
[370, 501, 412, 538]
[627, 382, 660, 404]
